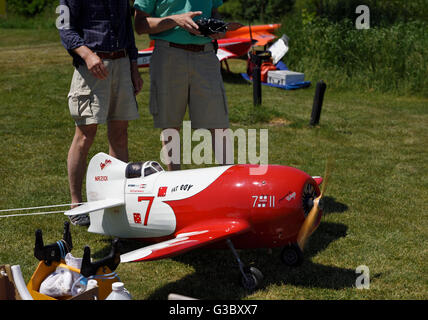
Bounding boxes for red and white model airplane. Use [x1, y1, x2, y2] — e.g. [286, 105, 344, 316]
[137, 24, 281, 68]
[65, 153, 328, 290]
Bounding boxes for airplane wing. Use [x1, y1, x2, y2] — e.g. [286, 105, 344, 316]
[120, 219, 251, 262]
[225, 24, 281, 47]
[64, 199, 124, 216]
[217, 38, 253, 61]
[216, 48, 238, 61]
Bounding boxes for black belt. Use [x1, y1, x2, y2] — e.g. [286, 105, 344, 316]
[169, 42, 206, 52]
[95, 49, 127, 60]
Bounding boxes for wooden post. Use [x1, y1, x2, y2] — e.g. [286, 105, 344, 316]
[310, 80, 327, 126]
[251, 53, 262, 106]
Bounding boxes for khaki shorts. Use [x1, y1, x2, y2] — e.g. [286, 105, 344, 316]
[149, 39, 229, 129]
[68, 57, 139, 126]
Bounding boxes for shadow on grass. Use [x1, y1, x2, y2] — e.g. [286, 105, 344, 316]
[323, 196, 349, 215]
[221, 68, 250, 85]
[137, 221, 352, 300]
[96, 198, 353, 300]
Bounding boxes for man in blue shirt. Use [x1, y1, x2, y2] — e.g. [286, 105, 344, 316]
[59, 0, 143, 226]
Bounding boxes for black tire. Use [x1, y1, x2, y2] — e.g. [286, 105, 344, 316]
[241, 267, 263, 291]
[241, 273, 258, 291]
[249, 266, 263, 283]
[281, 243, 303, 267]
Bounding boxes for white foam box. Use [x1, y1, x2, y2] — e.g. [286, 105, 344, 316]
[267, 70, 305, 85]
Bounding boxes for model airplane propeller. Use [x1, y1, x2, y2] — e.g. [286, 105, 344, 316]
[64, 153, 329, 290]
[297, 158, 332, 251]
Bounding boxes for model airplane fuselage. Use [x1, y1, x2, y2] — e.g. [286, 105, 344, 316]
[66, 153, 322, 266]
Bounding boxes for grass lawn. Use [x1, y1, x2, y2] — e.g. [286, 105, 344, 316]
[0, 28, 427, 300]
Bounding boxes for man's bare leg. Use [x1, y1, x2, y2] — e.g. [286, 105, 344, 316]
[67, 124, 97, 225]
[108, 120, 129, 162]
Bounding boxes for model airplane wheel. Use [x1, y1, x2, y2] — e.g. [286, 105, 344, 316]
[241, 266, 263, 291]
[241, 273, 257, 291]
[248, 266, 264, 283]
[281, 243, 303, 267]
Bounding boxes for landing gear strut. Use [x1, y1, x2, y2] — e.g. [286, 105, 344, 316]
[226, 239, 263, 291]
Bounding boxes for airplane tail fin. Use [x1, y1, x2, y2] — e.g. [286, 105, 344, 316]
[86, 152, 128, 201]
[64, 153, 127, 217]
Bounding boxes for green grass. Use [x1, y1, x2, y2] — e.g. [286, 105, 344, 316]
[280, 16, 428, 97]
[0, 28, 427, 300]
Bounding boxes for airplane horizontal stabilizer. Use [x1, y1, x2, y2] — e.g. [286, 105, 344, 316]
[120, 219, 251, 263]
[64, 199, 124, 216]
[251, 32, 276, 46]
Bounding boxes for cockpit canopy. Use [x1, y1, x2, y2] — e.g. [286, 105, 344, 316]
[125, 161, 164, 178]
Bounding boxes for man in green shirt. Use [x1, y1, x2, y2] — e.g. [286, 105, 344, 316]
[134, 0, 225, 44]
[134, 0, 241, 170]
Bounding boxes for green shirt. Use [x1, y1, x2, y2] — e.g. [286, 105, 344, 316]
[134, 0, 223, 44]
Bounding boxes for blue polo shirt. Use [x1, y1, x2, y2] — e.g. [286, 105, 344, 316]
[134, 0, 223, 45]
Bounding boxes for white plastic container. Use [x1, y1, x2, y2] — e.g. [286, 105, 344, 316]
[85, 279, 99, 300]
[86, 279, 98, 291]
[105, 282, 132, 300]
[267, 70, 305, 86]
